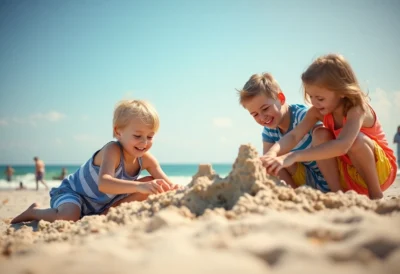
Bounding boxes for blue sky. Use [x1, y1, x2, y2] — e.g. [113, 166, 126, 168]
[0, 0, 399, 165]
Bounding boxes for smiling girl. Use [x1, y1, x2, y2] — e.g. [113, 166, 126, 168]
[12, 100, 178, 223]
[238, 73, 340, 192]
[260, 54, 397, 199]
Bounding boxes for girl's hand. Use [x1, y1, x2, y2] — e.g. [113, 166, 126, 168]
[264, 151, 278, 158]
[259, 151, 279, 174]
[260, 153, 295, 176]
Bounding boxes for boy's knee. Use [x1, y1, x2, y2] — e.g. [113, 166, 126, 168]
[56, 207, 80, 222]
[312, 127, 334, 146]
[137, 176, 154, 182]
[57, 212, 80, 222]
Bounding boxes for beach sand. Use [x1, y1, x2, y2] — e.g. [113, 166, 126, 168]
[1, 144, 400, 274]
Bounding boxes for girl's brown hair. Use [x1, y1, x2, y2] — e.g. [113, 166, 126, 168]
[302, 54, 369, 115]
[238, 73, 282, 106]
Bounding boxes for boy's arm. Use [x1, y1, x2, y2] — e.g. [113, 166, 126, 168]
[290, 106, 364, 162]
[143, 152, 175, 187]
[265, 107, 321, 156]
[264, 141, 296, 157]
[98, 143, 145, 194]
[263, 142, 274, 155]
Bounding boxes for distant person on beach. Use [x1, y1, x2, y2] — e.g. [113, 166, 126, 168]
[33, 157, 49, 190]
[12, 99, 179, 224]
[238, 73, 338, 192]
[16, 182, 27, 190]
[393, 126, 400, 167]
[260, 54, 397, 199]
[52, 167, 68, 180]
[4, 165, 15, 182]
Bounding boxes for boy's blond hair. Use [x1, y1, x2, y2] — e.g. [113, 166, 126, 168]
[302, 54, 369, 115]
[238, 73, 282, 106]
[113, 100, 160, 137]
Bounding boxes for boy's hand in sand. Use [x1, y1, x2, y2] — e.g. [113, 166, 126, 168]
[170, 183, 182, 190]
[155, 179, 180, 191]
[263, 151, 277, 158]
[260, 153, 295, 176]
[161, 180, 181, 191]
[137, 179, 171, 194]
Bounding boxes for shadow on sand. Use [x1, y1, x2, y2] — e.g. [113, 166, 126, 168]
[9, 220, 39, 232]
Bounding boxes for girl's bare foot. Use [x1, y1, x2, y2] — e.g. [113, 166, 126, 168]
[11, 203, 39, 224]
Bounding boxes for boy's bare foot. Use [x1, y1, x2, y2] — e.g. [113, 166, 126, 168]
[11, 203, 39, 224]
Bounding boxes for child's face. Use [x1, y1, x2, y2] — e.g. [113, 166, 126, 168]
[243, 93, 285, 128]
[305, 84, 342, 115]
[114, 117, 156, 157]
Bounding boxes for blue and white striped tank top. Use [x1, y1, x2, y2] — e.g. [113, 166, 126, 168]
[261, 104, 329, 192]
[53, 141, 142, 211]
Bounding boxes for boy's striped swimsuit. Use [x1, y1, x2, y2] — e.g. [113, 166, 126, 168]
[262, 104, 329, 192]
[49, 141, 142, 216]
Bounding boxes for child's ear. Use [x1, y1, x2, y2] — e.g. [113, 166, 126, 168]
[278, 92, 286, 104]
[114, 127, 121, 139]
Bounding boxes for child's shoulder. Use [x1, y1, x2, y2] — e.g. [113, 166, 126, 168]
[289, 104, 309, 122]
[262, 126, 279, 134]
[93, 141, 122, 167]
[101, 141, 121, 152]
[289, 103, 309, 112]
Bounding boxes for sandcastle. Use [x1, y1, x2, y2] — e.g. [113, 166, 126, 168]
[182, 144, 280, 215]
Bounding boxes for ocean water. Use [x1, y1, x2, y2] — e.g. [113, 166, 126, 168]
[0, 163, 234, 190]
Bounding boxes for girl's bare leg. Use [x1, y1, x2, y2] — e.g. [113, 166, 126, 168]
[312, 127, 342, 192]
[347, 133, 383, 199]
[11, 203, 81, 224]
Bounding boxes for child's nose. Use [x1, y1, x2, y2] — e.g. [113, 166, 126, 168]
[261, 113, 269, 121]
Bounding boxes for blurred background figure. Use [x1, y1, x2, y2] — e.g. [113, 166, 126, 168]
[33, 157, 49, 190]
[4, 165, 15, 182]
[16, 182, 27, 190]
[52, 167, 68, 180]
[393, 126, 400, 168]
